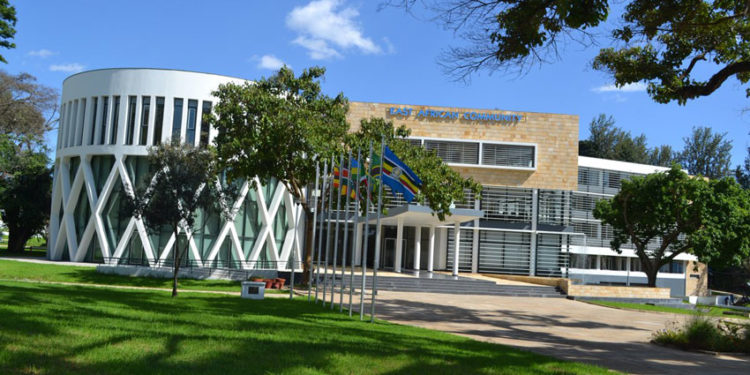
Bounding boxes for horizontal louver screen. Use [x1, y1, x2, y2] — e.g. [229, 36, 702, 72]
[482, 144, 535, 168]
[424, 140, 479, 164]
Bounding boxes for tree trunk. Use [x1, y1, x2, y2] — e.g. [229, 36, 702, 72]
[302, 208, 314, 285]
[172, 225, 182, 297]
[645, 267, 658, 287]
[6, 227, 30, 253]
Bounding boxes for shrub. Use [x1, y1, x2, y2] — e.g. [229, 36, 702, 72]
[653, 316, 750, 354]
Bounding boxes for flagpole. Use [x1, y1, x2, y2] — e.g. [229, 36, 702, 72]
[359, 141, 373, 321]
[339, 149, 352, 312]
[322, 155, 335, 307]
[370, 136, 386, 322]
[330, 154, 344, 309]
[314, 161, 328, 304]
[348, 148, 362, 317]
[307, 161, 320, 302]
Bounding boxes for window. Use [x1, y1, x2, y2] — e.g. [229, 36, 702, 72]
[153, 97, 164, 145]
[424, 140, 479, 164]
[77, 98, 86, 146]
[69, 100, 78, 147]
[659, 261, 685, 274]
[110, 96, 120, 145]
[199, 101, 211, 146]
[89, 97, 98, 145]
[172, 98, 183, 140]
[99, 97, 109, 145]
[600, 256, 627, 271]
[139, 96, 150, 145]
[126, 96, 137, 145]
[186, 99, 198, 145]
[482, 143, 535, 168]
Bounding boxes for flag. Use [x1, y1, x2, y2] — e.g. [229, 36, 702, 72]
[371, 146, 422, 202]
[334, 159, 361, 199]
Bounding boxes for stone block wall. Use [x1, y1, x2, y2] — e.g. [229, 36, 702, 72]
[347, 102, 579, 190]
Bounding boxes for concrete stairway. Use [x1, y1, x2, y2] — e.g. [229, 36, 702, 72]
[328, 274, 566, 298]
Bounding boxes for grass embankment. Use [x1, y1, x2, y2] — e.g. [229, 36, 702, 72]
[0, 281, 614, 375]
[587, 300, 748, 319]
[0, 259, 282, 294]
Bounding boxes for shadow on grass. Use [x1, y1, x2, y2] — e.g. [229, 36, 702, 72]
[0, 282, 606, 375]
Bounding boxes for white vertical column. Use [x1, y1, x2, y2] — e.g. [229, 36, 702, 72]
[453, 222, 460, 276]
[427, 225, 435, 272]
[529, 188, 538, 276]
[353, 222, 363, 265]
[414, 226, 421, 271]
[394, 217, 404, 272]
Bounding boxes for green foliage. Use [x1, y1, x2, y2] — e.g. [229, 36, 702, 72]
[678, 126, 733, 179]
[652, 315, 750, 353]
[395, 1, 750, 103]
[0, 280, 613, 374]
[210, 66, 349, 203]
[124, 141, 224, 296]
[0, 1, 14, 63]
[348, 118, 481, 220]
[578, 114, 673, 165]
[594, 165, 750, 286]
[0, 134, 50, 253]
[734, 146, 750, 189]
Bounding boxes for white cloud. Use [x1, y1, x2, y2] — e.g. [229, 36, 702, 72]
[286, 0, 382, 60]
[592, 82, 648, 93]
[28, 49, 55, 58]
[257, 54, 288, 70]
[49, 63, 85, 73]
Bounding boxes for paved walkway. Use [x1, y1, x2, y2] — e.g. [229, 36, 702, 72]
[366, 291, 749, 375]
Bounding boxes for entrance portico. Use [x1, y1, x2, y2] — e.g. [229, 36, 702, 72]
[365, 205, 482, 276]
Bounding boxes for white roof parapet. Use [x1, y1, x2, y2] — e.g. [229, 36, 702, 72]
[578, 156, 672, 175]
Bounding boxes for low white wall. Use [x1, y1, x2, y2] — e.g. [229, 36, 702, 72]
[96, 264, 278, 281]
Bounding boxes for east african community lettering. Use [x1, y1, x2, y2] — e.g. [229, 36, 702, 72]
[389, 107, 523, 123]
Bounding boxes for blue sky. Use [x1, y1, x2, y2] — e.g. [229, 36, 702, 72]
[6, 0, 749, 166]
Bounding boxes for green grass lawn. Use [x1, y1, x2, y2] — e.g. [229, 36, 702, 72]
[0, 236, 47, 257]
[0, 259, 287, 294]
[0, 281, 613, 375]
[586, 300, 749, 319]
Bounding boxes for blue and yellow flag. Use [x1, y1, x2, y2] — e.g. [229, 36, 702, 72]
[371, 146, 422, 202]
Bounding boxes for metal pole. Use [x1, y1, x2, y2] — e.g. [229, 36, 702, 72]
[370, 137, 386, 323]
[330, 154, 344, 309]
[348, 148, 362, 317]
[314, 161, 328, 304]
[323, 155, 335, 307]
[289, 240, 295, 299]
[308, 162, 320, 301]
[359, 141, 373, 321]
[339, 149, 352, 312]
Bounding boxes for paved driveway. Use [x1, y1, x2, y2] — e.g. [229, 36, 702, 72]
[366, 291, 749, 374]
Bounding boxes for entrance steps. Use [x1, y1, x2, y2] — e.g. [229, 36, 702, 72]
[330, 274, 566, 298]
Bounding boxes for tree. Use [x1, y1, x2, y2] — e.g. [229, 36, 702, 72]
[648, 145, 676, 167]
[678, 126, 733, 179]
[594, 165, 750, 287]
[210, 66, 481, 282]
[735, 146, 750, 189]
[0, 134, 51, 253]
[0, 1, 15, 63]
[392, 1, 750, 104]
[210, 66, 348, 283]
[578, 114, 651, 164]
[347, 117, 481, 220]
[0, 70, 59, 138]
[124, 141, 223, 297]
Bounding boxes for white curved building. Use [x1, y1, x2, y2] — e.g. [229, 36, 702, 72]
[49, 68, 303, 270]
